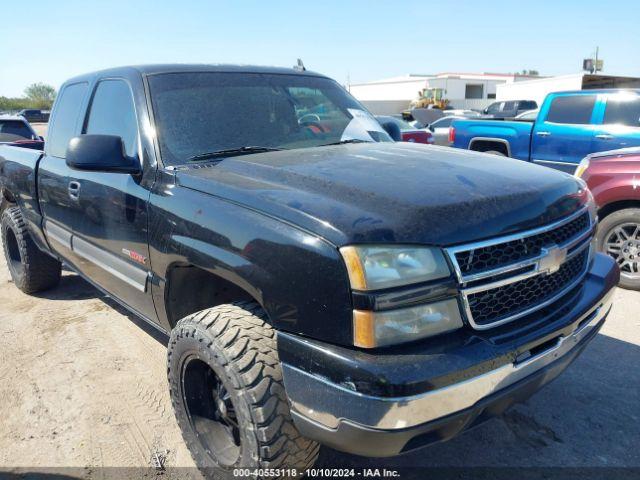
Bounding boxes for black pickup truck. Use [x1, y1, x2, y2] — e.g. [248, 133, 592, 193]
[0, 65, 619, 477]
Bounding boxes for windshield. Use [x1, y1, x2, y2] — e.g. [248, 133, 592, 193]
[148, 72, 391, 165]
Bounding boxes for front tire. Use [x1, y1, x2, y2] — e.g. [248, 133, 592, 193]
[167, 302, 319, 479]
[596, 208, 640, 290]
[1, 206, 61, 293]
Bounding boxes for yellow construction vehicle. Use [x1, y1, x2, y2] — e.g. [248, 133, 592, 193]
[410, 87, 450, 109]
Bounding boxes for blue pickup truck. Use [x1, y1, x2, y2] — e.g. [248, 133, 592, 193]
[451, 89, 640, 173]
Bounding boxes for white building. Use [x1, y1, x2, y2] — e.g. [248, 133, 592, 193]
[349, 72, 538, 115]
[497, 73, 640, 105]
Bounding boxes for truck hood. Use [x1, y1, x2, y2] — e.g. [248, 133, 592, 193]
[176, 143, 587, 246]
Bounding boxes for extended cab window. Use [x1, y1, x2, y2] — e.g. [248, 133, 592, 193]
[546, 95, 596, 124]
[148, 72, 391, 166]
[47, 82, 88, 158]
[604, 94, 640, 127]
[85, 80, 139, 157]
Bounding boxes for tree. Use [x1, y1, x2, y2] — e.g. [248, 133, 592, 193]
[24, 83, 57, 109]
[520, 69, 540, 76]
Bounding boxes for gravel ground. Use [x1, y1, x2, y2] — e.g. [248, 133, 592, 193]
[0, 235, 638, 479]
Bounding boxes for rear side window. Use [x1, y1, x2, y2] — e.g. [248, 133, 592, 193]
[47, 82, 89, 158]
[502, 101, 516, 111]
[519, 101, 537, 110]
[0, 120, 32, 140]
[546, 95, 596, 124]
[603, 95, 640, 127]
[84, 80, 139, 157]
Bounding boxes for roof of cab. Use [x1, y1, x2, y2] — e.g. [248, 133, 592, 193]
[62, 64, 328, 85]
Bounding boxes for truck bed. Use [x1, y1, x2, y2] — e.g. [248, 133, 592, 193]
[451, 119, 534, 161]
[0, 145, 45, 245]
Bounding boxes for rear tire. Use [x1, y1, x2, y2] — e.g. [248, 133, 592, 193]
[1, 206, 61, 293]
[596, 208, 640, 291]
[167, 302, 319, 479]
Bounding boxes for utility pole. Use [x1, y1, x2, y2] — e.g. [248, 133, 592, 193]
[593, 47, 599, 74]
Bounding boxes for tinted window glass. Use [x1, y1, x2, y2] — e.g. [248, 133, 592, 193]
[433, 117, 454, 128]
[502, 101, 517, 111]
[486, 102, 501, 114]
[48, 82, 88, 158]
[85, 80, 139, 157]
[604, 95, 640, 127]
[546, 95, 596, 124]
[0, 120, 32, 140]
[148, 73, 390, 166]
[520, 101, 537, 110]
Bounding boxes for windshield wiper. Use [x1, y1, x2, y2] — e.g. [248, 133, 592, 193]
[187, 146, 283, 163]
[319, 139, 371, 147]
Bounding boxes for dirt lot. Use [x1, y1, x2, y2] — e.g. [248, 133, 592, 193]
[0, 235, 639, 479]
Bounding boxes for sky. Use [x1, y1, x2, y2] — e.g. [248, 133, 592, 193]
[2, 0, 639, 97]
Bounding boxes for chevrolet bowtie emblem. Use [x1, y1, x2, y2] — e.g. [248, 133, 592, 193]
[538, 245, 567, 274]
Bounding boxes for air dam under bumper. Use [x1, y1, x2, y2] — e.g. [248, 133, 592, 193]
[281, 254, 617, 457]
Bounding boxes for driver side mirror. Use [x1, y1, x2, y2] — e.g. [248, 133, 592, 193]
[66, 135, 140, 174]
[428, 125, 435, 132]
[379, 121, 402, 142]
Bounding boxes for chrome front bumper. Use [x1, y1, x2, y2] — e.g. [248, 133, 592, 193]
[282, 290, 613, 433]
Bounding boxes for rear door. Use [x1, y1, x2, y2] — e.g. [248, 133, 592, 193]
[592, 91, 640, 152]
[38, 81, 90, 258]
[500, 101, 518, 118]
[531, 93, 598, 173]
[65, 78, 157, 321]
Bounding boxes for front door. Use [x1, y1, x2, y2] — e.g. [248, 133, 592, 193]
[65, 79, 157, 321]
[531, 93, 598, 173]
[592, 92, 640, 153]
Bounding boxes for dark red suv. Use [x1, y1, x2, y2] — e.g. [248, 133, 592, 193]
[576, 147, 640, 290]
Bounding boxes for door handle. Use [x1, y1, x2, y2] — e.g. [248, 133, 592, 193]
[68, 181, 81, 200]
[595, 134, 614, 140]
[536, 131, 551, 137]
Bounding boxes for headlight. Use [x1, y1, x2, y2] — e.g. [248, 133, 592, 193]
[353, 298, 463, 348]
[574, 157, 590, 178]
[340, 245, 451, 290]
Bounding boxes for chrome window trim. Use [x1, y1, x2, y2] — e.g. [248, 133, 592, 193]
[445, 206, 593, 330]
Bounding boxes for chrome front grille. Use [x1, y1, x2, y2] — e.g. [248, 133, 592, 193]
[455, 212, 590, 276]
[467, 249, 589, 326]
[446, 207, 594, 330]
